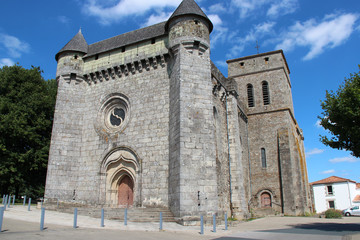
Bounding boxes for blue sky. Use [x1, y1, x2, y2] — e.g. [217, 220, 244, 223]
[1, 0, 359, 183]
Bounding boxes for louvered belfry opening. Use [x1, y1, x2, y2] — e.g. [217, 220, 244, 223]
[247, 84, 254, 107]
[262, 81, 270, 105]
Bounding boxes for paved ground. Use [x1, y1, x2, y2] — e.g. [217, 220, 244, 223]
[1, 205, 360, 240]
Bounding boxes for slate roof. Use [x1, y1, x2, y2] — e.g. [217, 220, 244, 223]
[85, 22, 167, 58]
[166, 0, 213, 32]
[56, 30, 88, 60]
[353, 195, 360, 202]
[310, 176, 356, 185]
[56, 0, 213, 60]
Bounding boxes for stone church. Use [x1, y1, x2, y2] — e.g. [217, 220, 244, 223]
[45, 0, 312, 221]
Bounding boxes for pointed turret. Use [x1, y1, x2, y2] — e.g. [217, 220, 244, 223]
[166, 0, 213, 33]
[55, 29, 88, 61]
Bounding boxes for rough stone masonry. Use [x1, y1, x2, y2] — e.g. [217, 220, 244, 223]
[45, 0, 312, 223]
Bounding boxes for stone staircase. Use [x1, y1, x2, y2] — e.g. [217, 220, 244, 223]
[44, 203, 176, 223]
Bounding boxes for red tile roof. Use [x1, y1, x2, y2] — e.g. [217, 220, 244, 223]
[354, 195, 360, 202]
[357, 183, 360, 189]
[310, 176, 356, 185]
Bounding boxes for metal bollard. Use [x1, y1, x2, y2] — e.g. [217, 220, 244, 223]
[213, 214, 216, 233]
[101, 208, 104, 227]
[40, 208, 45, 231]
[200, 215, 204, 235]
[23, 196, 26, 206]
[3, 196, 7, 210]
[12, 195, 15, 206]
[28, 198, 32, 211]
[225, 212, 228, 230]
[124, 208, 127, 226]
[73, 208, 78, 229]
[159, 212, 163, 230]
[7, 196, 11, 208]
[2, 195, 4, 205]
[0, 207, 4, 232]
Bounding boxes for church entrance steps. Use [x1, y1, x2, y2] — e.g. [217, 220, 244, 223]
[43, 203, 176, 222]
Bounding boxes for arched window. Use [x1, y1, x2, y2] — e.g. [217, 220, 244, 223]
[261, 192, 272, 208]
[261, 148, 267, 168]
[247, 84, 254, 107]
[262, 81, 270, 105]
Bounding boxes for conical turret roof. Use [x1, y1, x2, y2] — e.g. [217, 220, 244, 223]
[55, 29, 88, 61]
[166, 0, 213, 33]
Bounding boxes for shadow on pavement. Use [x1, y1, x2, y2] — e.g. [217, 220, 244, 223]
[212, 238, 261, 240]
[290, 223, 360, 232]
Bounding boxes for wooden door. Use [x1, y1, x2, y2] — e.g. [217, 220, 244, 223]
[118, 175, 134, 207]
[261, 193, 271, 208]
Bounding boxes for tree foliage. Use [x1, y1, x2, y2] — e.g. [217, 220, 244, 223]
[0, 65, 57, 198]
[319, 66, 360, 158]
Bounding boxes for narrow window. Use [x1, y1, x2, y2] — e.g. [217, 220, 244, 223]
[327, 185, 333, 195]
[262, 81, 270, 105]
[95, 54, 99, 60]
[151, 38, 156, 44]
[264, 57, 269, 63]
[328, 200, 335, 209]
[240, 62, 244, 67]
[122, 47, 126, 53]
[247, 84, 254, 107]
[194, 40, 200, 49]
[261, 148, 267, 168]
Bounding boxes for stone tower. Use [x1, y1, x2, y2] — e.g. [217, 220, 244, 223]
[227, 50, 312, 216]
[166, 0, 218, 219]
[45, 0, 312, 223]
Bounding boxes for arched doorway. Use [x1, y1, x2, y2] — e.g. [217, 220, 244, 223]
[261, 192, 272, 208]
[118, 175, 134, 207]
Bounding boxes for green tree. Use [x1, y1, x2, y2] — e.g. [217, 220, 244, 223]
[319, 66, 360, 158]
[0, 65, 57, 199]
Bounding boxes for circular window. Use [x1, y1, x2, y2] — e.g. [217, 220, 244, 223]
[97, 93, 130, 134]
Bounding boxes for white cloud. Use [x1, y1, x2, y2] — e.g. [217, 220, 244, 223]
[315, 120, 321, 128]
[58, 16, 70, 24]
[267, 0, 298, 18]
[321, 169, 335, 174]
[226, 21, 276, 58]
[208, 14, 229, 46]
[306, 148, 325, 157]
[0, 34, 30, 58]
[276, 13, 359, 60]
[0, 58, 14, 67]
[231, 0, 298, 19]
[142, 12, 172, 27]
[208, 3, 227, 13]
[329, 156, 359, 163]
[82, 0, 181, 25]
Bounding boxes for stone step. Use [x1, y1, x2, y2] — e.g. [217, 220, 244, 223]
[45, 204, 176, 222]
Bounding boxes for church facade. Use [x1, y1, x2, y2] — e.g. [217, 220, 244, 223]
[45, 0, 312, 220]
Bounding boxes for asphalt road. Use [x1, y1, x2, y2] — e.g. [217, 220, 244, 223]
[1, 206, 360, 240]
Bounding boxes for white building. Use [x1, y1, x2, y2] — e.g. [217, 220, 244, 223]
[311, 176, 360, 213]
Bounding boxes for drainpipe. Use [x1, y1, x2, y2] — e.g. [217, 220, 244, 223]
[347, 181, 352, 207]
[225, 93, 234, 218]
[245, 119, 252, 212]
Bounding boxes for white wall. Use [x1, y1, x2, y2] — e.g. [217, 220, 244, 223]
[312, 182, 357, 213]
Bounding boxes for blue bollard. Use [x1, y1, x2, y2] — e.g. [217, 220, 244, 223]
[3, 196, 7, 211]
[225, 212, 228, 230]
[12, 195, 15, 206]
[2, 195, 4, 205]
[159, 212, 163, 230]
[213, 214, 216, 233]
[28, 198, 32, 211]
[40, 208, 45, 231]
[23, 196, 26, 206]
[73, 208, 78, 229]
[101, 208, 104, 227]
[7, 196, 11, 208]
[200, 215, 204, 235]
[0, 207, 4, 232]
[124, 208, 128, 226]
